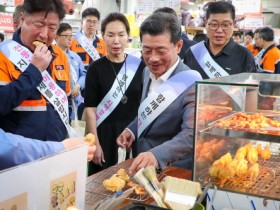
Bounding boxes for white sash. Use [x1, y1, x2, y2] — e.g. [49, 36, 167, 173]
[96, 54, 141, 127]
[254, 49, 270, 73]
[69, 61, 78, 85]
[190, 41, 229, 78]
[74, 32, 100, 63]
[0, 40, 78, 137]
[191, 41, 245, 109]
[137, 70, 200, 138]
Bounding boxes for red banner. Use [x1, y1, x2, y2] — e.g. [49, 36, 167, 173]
[0, 12, 13, 32]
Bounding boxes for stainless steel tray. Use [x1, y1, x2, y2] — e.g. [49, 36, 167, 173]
[197, 155, 280, 201]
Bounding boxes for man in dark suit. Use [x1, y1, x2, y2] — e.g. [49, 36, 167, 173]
[117, 12, 202, 173]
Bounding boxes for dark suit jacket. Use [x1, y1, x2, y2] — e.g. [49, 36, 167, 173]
[128, 60, 202, 170]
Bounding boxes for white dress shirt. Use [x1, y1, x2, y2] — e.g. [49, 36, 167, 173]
[148, 57, 180, 95]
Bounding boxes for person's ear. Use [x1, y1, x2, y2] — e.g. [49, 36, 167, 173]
[176, 39, 183, 53]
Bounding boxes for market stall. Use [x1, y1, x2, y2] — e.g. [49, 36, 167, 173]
[85, 158, 191, 210]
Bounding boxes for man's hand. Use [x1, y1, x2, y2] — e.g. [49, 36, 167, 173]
[62, 137, 96, 162]
[31, 44, 52, 72]
[116, 129, 135, 149]
[71, 84, 80, 99]
[93, 143, 105, 166]
[128, 152, 158, 174]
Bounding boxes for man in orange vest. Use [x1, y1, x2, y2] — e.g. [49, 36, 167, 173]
[246, 28, 261, 57]
[0, 0, 73, 142]
[70, 7, 106, 69]
[254, 27, 280, 73]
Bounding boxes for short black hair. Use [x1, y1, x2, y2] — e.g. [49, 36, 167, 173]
[245, 30, 254, 38]
[13, 4, 24, 22]
[82, 7, 100, 20]
[206, 1, 235, 21]
[101, 12, 130, 36]
[233, 32, 241, 38]
[23, 0, 66, 20]
[0, 33, 4, 41]
[259, 27, 274, 42]
[57, 22, 72, 35]
[140, 12, 181, 45]
[153, 7, 177, 17]
[254, 28, 261, 35]
[193, 33, 208, 42]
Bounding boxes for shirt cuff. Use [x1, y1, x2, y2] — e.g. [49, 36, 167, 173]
[125, 128, 135, 140]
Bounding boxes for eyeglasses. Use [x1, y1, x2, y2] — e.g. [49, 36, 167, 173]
[59, 34, 73, 39]
[85, 19, 99, 25]
[207, 22, 233, 30]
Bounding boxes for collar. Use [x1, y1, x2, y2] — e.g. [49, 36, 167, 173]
[81, 30, 96, 42]
[206, 38, 235, 56]
[150, 57, 179, 81]
[66, 49, 74, 59]
[262, 43, 276, 58]
[13, 28, 56, 61]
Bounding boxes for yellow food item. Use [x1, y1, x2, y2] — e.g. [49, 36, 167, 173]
[219, 165, 235, 180]
[247, 163, 259, 181]
[247, 148, 258, 164]
[244, 143, 253, 153]
[256, 144, 262, 155]
[84, 133, 95, 145]
[213, 153, 232, 167]
[261, 146, 271, 160]
[32, 40, 45, 46]
[236, 159, 248, 177]
[116, 168, 130, 181]
[103, 174, 126, 192]
[227, 159, 238, 176]
[234, 147, 246, 160]
[209, 164, 222, 178]
[134, 185, 146, 195]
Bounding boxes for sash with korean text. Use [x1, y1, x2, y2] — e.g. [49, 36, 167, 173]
[74, 32, 100, 63]
[0, 40, 78, 137]
[191, 41, 244, 109]
[190, 41, 229, 78]
[137, 70, 200, 138]
[254, 49, 269, 73]
[96, 54, 141, 127]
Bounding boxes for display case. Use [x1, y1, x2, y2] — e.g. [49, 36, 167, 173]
[193, 73, 280, 201]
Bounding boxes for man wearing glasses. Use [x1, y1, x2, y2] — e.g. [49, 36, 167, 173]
[184, 1, 256, 79]
[56, 23, 86, 120]
[70, 8, 106, 69]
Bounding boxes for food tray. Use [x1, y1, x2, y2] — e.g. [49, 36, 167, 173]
[209, 112, 280, 130]
[198, 156, 280, 201]
[85, 166, 166, 205]
[197, 105, 232, 124]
